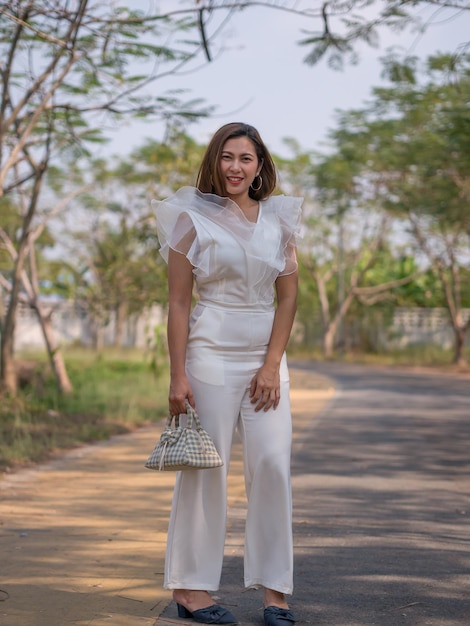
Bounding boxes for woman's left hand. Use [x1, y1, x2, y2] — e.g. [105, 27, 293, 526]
[249, 364, 280, 412]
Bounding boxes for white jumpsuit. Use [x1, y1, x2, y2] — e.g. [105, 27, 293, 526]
[154, 186, 303, 595]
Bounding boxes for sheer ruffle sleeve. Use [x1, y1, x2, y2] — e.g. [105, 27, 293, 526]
[151, 187, 218, 276]
[152, 186, 303, 280]
[262, 195, 303, 276]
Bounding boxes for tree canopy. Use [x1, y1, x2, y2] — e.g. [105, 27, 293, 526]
[314, 52, 470, 362]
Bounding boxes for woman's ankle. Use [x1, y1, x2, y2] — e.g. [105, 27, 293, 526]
[263, 588, 289, 609]
[173, 589, 214, 610]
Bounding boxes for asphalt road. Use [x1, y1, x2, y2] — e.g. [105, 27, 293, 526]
[287, 362, 470, 626]
[158, 362, 470, 626]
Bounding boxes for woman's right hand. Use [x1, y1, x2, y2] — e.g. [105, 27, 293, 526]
[169, 374, 195, 417]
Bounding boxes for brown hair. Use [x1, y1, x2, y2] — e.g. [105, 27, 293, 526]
[196, 122, 277, 201]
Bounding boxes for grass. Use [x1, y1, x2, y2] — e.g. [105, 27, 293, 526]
[343, 346, 470, 369]
[289, 344, 470, 370]
[0, 348, 169, 473]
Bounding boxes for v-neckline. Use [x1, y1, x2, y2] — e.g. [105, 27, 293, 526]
[240, 201, 262, 224]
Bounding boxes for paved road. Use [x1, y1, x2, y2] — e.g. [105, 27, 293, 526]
[1, 363, 469, 626]
[158, 362, 470, 626]
[287, 362, 470, 626]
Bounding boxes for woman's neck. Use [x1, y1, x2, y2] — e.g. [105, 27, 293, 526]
[227, 195, 259, 222]
[227, 194, 258, 212]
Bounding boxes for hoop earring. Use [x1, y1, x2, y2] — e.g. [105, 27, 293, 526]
[250, 175, 262, 192]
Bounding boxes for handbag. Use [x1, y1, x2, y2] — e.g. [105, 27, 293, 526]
[145, 402, 223, 471]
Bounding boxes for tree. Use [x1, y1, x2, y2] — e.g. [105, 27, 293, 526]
[0, 179, 86, 393]
[72, 217, 166, 349]
[345, 53, 470, 364]
[0, 1, 216, 394]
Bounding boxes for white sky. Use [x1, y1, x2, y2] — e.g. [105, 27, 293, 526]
[104, 2, 470, 159]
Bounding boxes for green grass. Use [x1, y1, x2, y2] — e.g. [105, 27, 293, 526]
[0, 348, 169, 472]
[289, 344, 470, 370]
[339, 345, 470, 369]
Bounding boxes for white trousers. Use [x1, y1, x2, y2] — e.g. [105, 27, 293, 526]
[163, 304, 294, 594]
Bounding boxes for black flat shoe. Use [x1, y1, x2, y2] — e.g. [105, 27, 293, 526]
[264, 606, 296, 626]
[177, 602, 238, 624]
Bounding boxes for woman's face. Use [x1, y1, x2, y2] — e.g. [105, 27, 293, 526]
[219, 136, 261, 200]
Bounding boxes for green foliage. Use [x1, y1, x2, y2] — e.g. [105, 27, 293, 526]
[353, 53, 470, 230]
[126, 128, 206, 192]
[148, 324, 169, 377]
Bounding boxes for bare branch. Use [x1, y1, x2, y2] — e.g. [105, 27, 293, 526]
[1, 0, 88, 144]
[0, 49, 79, 192]
[80, 2, 325, 26]
[354, 273, 421, 296]
[0, 7, 68, 48]
[30, 184, 91, 243]
[0, 273, 30, 305]
[3, 168, 37, 194]
[0, 227, 17, 259]
[198, 8, 212, 62]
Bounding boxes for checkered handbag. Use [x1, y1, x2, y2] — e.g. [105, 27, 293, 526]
[145, 402, 223, 471]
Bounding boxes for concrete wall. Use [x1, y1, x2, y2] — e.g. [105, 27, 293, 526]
[15, 300, 165, 352]
[387, 307, 470, 349]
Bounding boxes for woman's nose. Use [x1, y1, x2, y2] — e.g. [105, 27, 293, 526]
[229, 159, 241, 171]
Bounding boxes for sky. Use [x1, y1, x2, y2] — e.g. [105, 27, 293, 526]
[104, 1, 470, 160]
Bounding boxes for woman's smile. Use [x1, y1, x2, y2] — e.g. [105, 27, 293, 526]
[227, 176, 244, 185]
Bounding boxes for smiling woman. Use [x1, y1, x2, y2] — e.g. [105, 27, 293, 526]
[151, 122, 303, 625]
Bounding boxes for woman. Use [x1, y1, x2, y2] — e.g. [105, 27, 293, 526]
[153, 122, 302, 626]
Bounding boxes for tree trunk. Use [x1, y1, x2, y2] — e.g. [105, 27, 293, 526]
[323, 322, 337, 358]
[35, 306, 73, 394]
[0, 289, 4, 334]
[452, 327, 467, 367]
[0, 323, 17, 395]
[94, 320, 104, 351]
[115, 301, 128, 348]
[0, 162, 45, 394]
[1, 279, 22, 395]
[0, 245, 31, 395]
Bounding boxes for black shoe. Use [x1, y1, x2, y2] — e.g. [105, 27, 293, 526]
[264, 606, 296, 626]
[177, 602, 238, 624]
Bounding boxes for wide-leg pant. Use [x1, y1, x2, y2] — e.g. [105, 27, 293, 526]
[163, 303, 294, 594]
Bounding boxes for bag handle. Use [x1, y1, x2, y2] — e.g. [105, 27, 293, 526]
[166, 401, 202, 430]
[184, 400, 207, 451]
[185, 400, 202, 429]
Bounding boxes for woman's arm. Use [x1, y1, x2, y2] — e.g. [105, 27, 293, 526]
[167, 247, 195, 415]
[249, 266, 298, 412]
